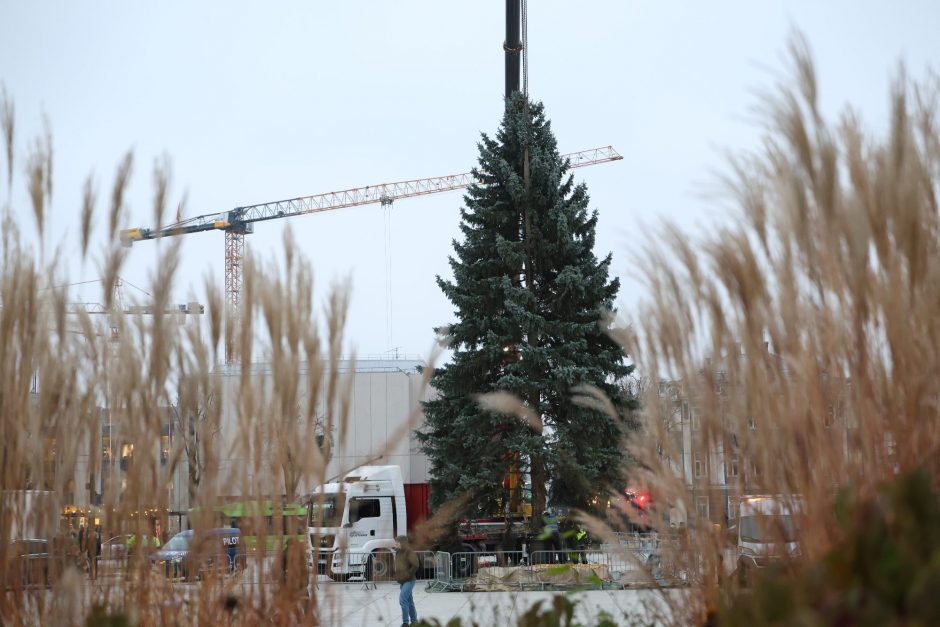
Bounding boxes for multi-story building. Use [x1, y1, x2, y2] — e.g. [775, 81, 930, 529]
[653, 377, 743, 526]
[648, 349, 864, 526]
[34, 356, 432, 536]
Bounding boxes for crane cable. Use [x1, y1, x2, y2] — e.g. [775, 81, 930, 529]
[382, 198, 394, 350]
[522, 0, 530, 189]
[522, 0, 528, 99]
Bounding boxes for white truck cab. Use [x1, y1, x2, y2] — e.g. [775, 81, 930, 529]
[735, 495, 802, 583]
[306, 465, 407, 580]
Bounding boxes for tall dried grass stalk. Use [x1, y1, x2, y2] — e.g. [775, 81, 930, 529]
[619, 38, 940, 623]
[0, 88, 435, 624]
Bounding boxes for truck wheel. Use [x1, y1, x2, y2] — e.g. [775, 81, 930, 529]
[366, 550, 394, 581]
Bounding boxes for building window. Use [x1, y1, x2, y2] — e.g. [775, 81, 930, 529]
[691, 406, 701, 431]
[694, 452, 706, 478]
[666, 403, 682, 431]
[885, 433, 896, 457]
[727, 453, 739, 478]
[696, 496, 710, 520]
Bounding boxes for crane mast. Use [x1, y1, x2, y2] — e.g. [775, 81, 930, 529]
[121, 146, 622, 364]
[505, 0, 522, 99]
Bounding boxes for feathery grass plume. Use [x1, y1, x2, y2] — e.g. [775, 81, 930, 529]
[26, 130, 52, 241]
[622, 38, 940, 625]
[151, 154, 170, 237]
[1, 84, 12, 193]
[570, 383, 624, 429]
[0, 96, 378, 623]
[325, 279, 354, 452]
[99, 246, 127, 316]
[42, 114, 53, 205]
[79, 174, 96, 261]
[204, 273, 223, 362]
[475, 390, 543, 433]
[108, 151, 133, 242]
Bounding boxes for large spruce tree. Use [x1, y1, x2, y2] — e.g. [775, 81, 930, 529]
[418, 94, 636, 526]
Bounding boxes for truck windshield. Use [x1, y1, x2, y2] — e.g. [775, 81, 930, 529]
[307, 495, 344, 528]
[739, 514, 798, 543]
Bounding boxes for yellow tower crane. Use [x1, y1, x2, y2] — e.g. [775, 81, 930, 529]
[120, 146, 622, 364]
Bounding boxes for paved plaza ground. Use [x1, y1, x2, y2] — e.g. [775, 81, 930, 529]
[314, 582, 674, 626]
[6, 563, 680, 625]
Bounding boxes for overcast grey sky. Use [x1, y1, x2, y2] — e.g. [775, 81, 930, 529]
[2, 1, 938, 362]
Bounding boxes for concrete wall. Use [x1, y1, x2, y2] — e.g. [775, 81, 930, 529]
[212, 358, 431, 500]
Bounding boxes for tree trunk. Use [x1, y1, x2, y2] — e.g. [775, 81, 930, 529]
[529, 451, 547, 531]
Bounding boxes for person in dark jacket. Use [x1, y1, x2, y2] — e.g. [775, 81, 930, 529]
[394, 535, 419, 626]
[85, 525, 100, 580]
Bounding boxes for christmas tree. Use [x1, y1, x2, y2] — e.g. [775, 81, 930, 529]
[418, 94, 636, 526]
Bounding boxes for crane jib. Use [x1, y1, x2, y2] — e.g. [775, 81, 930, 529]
[118, 146, 621, 246]
[117, 145, 621, 363]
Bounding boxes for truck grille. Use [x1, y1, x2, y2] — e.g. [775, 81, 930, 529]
[310, 533, 335, 549]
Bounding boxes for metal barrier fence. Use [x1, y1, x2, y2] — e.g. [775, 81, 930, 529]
[425, 548, 676, 592]
[149, 550, 246, 581]
[530, 550, 650, 573]
[4, 549, 129, 589]
[432, 551, 452, 587]
[83, 547, 419, 585]
[7, 538, 681, 583]
[449, 550, 529, 579]
[309, 550, 437, 583]
[3, 554, 56, 589]
[542, 547, 693, 587]
[602, 532, 664, 551]
[5, 546, 682, 592]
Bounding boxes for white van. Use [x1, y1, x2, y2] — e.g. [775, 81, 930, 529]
[735, 495, 802, 583]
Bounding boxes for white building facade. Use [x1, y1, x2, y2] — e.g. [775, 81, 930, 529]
[211, 356, 432, 502]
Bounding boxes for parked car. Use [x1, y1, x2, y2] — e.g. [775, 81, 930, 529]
[5, 539, 51, 588]
[150, 528, 245, 581]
